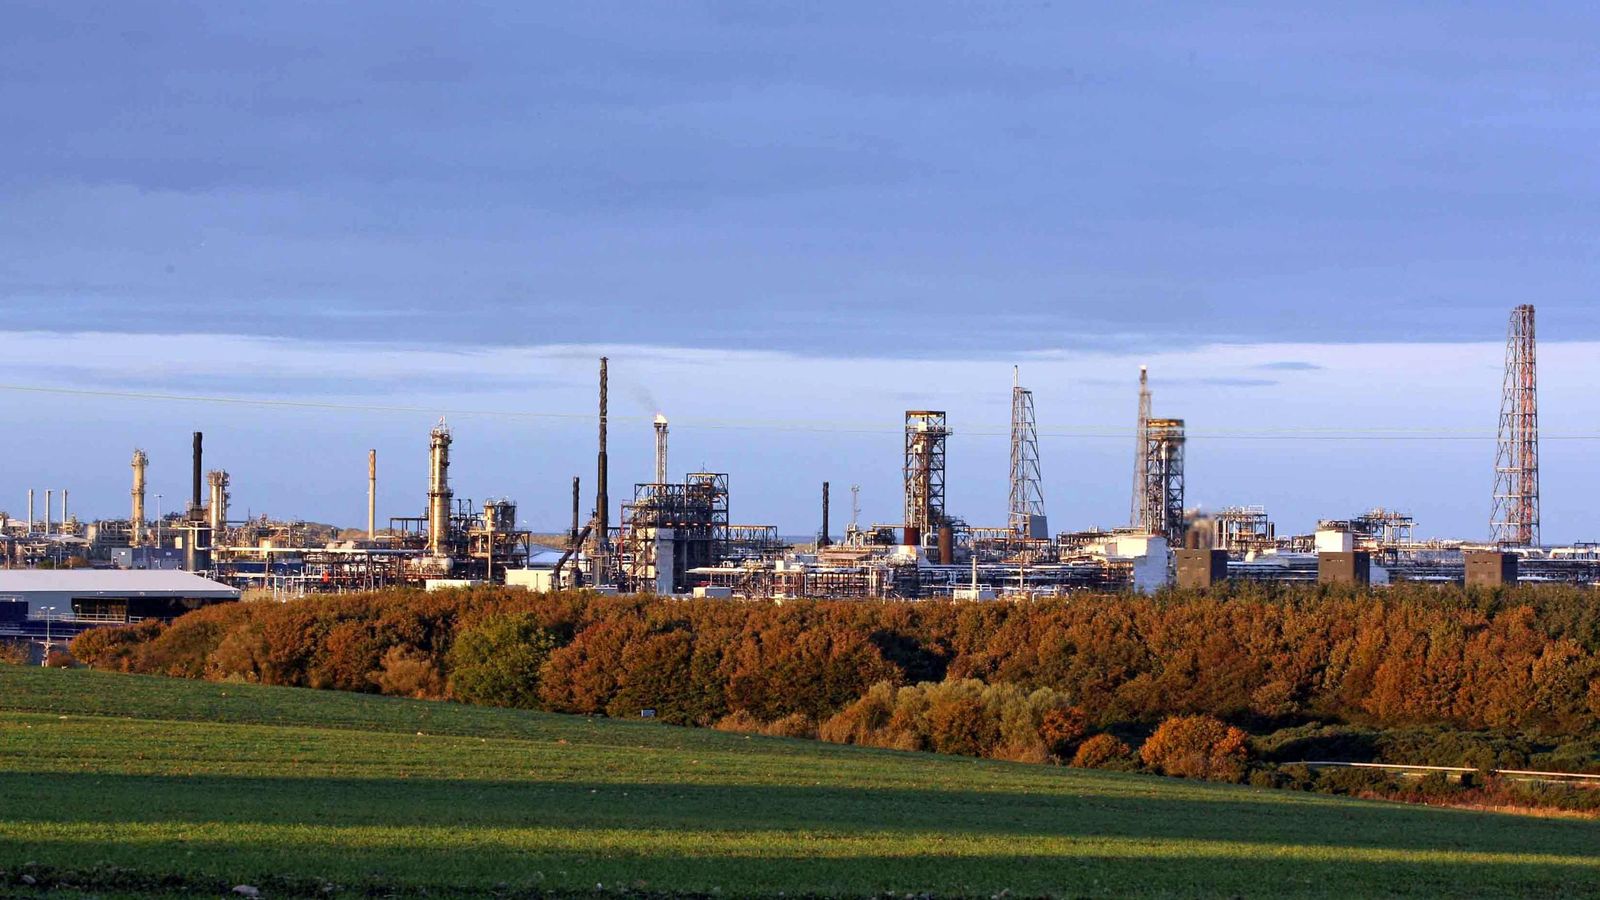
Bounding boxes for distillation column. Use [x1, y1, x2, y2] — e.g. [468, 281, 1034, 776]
[130, 449, 148, 548]
[427, 420, 453, 556]
[207, 471, 230, 537]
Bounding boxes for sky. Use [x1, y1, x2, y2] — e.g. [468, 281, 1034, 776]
[3, 2, 1598, 540]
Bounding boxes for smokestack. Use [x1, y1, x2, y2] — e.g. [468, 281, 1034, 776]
[131, 450, 148, 548]
[27, 489, 34, 535]
[191, 431, 203, 517]
[654, 414, 669, 485]
[570, 476, 581, 549]
[61, 489, 68, 529]
[596, 357, 609, 584]
[44, 489, 52, 536]
[367, 449, 377, 541]
[820, 481, 831, 548]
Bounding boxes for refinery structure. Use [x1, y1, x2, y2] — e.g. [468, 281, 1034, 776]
[3, 304, 1598, 619]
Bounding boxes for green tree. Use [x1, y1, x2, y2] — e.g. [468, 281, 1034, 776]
[447, 613, 555, 708]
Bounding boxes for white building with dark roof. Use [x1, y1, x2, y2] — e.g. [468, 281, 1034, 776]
[0, 569, 239, 623]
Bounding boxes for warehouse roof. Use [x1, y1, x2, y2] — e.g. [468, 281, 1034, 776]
[0, 569, 239, 598]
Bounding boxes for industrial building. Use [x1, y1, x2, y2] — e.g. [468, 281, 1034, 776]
[2, 304, 1595, 609]
[0, 569, 238, 628]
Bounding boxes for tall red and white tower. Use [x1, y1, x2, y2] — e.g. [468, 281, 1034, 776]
[1491, 304, 1540, 547]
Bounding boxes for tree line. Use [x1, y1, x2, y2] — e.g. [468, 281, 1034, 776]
[68, 581, 1600, 810]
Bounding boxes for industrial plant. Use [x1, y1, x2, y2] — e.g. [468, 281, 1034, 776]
[2, 304, 1595, 644]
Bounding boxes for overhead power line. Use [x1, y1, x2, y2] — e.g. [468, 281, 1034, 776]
[2, 381, 1598, 442]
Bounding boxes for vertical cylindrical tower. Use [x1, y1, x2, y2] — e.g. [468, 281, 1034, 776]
[191, 432, 203, 518]
[427, 419, 453, 555]
[44, 489, 52, 535]
[653, 414, 669, 485]
[820, 481, 831, 548]
[207, 471, 229, 537]
[26, 489, 34, 535]
[595, 357, 610, 583]
[367, 449, 377, 541]
[131, 449, 148, 548]
[61, 489, 69, 531]
[570, 476, 581, 549]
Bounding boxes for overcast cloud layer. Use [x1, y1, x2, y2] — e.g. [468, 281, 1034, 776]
[4, 2, 1599, 353]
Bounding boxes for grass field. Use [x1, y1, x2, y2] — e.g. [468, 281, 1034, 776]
[2, 668, 1598, 898]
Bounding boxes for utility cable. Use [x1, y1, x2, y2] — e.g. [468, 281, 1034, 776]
[1, 382, 1597, 441]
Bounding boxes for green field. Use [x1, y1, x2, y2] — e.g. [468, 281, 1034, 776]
[1, 668, 1597, 898]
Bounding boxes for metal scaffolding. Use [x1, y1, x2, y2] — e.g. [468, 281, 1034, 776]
[1008, 368, 1046, 539]
[1491, 304, 1540, 547]
[619, 472, 732, 593]
[1142, 417, 1185, 546]
[903, 411, 949, 549]
[1213, 505, 1274, 553]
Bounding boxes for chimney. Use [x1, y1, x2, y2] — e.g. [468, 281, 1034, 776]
[595, 357, 610, 584]
[191, 431, 204, 518]
[26, 489, 34, 535]
[820, 481, 831, 548]
[367, 449, 377, 540]
[44, 489, 52, 536]
[570, 476, 581, 550]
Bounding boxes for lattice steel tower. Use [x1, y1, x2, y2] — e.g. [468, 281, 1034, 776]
[903, 411, 949, 548]
[1142, 417, 1185, 546]
[1491, 304, 1540, 547]
[1130, 366, 1152, 528]
[1008, 367, 1047, 539]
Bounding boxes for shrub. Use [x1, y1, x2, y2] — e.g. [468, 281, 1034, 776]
[0, 641, 30, 666]
[43, 649, 76, 668]
[762, 712, 818, 739]
[446, 613, 555, 708]
[928, 696, 1000, 757]
[1039, 706, 1089, 759]
[1312, 766, 1395, 796]
[818, 681, 908, 749]
[1070, 733, 1134, 770]
[373, 646, 445, 699]
[1140, 715, 1251, 782]
[69, 620, 165, 671]
[712, 710, 764, 735]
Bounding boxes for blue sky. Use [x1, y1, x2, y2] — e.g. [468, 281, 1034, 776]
[3, 2, 1598, 539]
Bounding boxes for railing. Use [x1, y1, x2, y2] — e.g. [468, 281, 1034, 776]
[1301, 760, 1600, 785]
